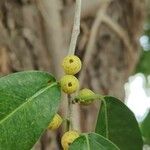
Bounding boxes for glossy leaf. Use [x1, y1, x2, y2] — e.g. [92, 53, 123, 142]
[69, 133, 119, 150]
[0, 71, 61, 150]
[95, 96, 143, 150]
[141, 111, 150, 145]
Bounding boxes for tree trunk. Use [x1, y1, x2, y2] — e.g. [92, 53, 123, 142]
[0, 0, 145, 149]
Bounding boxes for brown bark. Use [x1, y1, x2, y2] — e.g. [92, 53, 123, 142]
[75, 0, 145, 132]
[0, 0, 145, 149]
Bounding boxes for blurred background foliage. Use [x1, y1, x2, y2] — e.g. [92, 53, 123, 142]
[136, 15, 150, 76]
[136, 51, 150, 76]
[134, 9, 150, 147]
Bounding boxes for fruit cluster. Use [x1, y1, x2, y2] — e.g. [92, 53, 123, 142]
[60, 55, 95, 105]
[48, 55, 97, 150]
[60, 55, 81, 94]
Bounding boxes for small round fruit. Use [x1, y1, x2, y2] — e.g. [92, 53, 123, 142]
[48, 114, 63, 130]
[61, 130, 80, 150]
[77, 88, 95, 105]
[62, 55, 82, 75]
[60, 75, 79, 94]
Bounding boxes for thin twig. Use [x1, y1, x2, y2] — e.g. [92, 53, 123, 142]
[68, 0, 82, 55]
[67, 0, 82, 131]
[66, 94, 73, 131]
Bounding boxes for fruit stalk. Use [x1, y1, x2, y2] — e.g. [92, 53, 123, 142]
[66, 94, 73, 131]
[68, 0, 82, 55]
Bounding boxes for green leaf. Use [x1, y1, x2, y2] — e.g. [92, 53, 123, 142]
[69, 133, 119, 150]
[140, 111, 150, 145]
[0, 71, 61, 150]
[95, 96, 143, 150]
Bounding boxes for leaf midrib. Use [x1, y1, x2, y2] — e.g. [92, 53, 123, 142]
[85, 134, 90, 150]
[0, 82, 57, 125]
[90, 136, 120, 150]
[102, 99, 109, 139]
[84, 133, 120, 150]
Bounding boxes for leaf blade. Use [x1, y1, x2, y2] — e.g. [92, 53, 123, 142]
[0, 71, 61, 150]
[140, 111, 150, 145]
[95, 96, 143, 150]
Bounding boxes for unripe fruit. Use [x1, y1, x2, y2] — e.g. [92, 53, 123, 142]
[62, 55, 82, 75]
[77, 88, 95, 105]
[48, 114, 62, 130]
[60, 75, 79, 94]
[61, 130, 80, 150]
